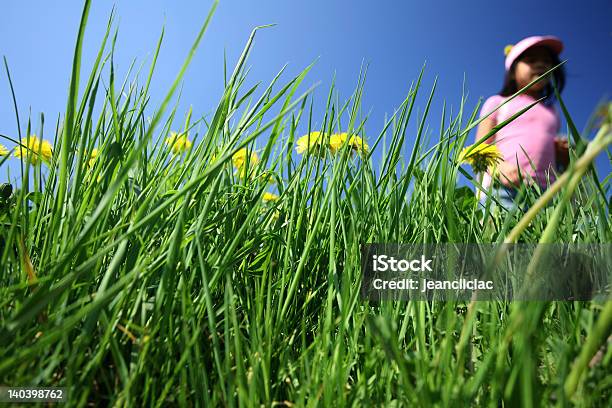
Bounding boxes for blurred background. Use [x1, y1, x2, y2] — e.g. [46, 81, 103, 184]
[1, 0, 610, 181]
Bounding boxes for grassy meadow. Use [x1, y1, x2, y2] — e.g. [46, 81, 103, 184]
[1, 1, 611, 406]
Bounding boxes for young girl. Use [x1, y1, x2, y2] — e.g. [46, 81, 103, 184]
[476, 35, 569, 209]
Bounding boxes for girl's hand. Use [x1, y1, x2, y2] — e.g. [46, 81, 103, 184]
[494, 161, 522, 188]
[555, 137, 570, 168]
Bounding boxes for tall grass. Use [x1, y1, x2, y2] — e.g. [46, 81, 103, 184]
[1, 2, 611, 406]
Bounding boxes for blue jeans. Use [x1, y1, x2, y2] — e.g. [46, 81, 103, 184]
[479, 185, 526, 213]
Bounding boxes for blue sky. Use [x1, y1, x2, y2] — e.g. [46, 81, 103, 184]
[1, 0, 610, 182]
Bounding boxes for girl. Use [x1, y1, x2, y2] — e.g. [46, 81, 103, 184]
[476, 35, 569, 210]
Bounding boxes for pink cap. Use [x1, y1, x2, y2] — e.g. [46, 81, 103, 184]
[505, 35, 563, 71]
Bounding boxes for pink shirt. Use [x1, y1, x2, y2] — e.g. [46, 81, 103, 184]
[479, 94, 560, 189]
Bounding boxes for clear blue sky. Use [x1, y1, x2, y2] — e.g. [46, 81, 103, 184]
[1, 0, 610, 183]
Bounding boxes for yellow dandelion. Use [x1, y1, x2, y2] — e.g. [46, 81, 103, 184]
[209, 150, 224, 167]
[298, 131, 369, 157]
[458, 143, 503, 173]
[14, 135, 53, 165]
[0, 144, 9, 156]
[165, 131, 192, 155]
[87, 148, 99, 168]
[232, 147, 260, 173]
[347, 135, 369, 155]
[328, 133, 369, 155]
[262, 192, 279, 202]
[254, 170, 276, 185]
[328, 133, 348, 154]
[295, 131, 326, 155]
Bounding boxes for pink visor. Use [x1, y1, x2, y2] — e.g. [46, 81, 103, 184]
[505, 35, 563, 71]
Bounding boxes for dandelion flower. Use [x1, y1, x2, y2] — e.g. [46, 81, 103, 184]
[298, 131, 369, 157]
[165, 131, 192, 155]
[347, 135, 369, 155]
[87, 148, 99, 168]
[458, 143, 503, 173]
[232, 148, 260, 178]
[328, 133, 347, 154]
[268, 209, 281, 223]
[262, 192, 279, 202]
[14, 135, 53, 165]
[0, 144, 8, 156]
[328, 133, 369, 156]
[208, 150, 224, 166]
[259, 170, 276, 185]
[295, 131, 326, 155]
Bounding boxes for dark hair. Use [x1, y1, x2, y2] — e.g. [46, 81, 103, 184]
[499, 47, 565, 105]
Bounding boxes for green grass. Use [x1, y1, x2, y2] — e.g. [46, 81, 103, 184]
[1, 1, 611, 406]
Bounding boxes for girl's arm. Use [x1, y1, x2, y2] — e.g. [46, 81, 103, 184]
[475, 116, 521, 187]
[555, 136, 570, 170]
[475, 116, 496, 144]
[553, 106, 570, 171]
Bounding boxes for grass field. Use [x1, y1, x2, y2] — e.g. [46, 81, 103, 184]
[1, 1, 611, 406]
